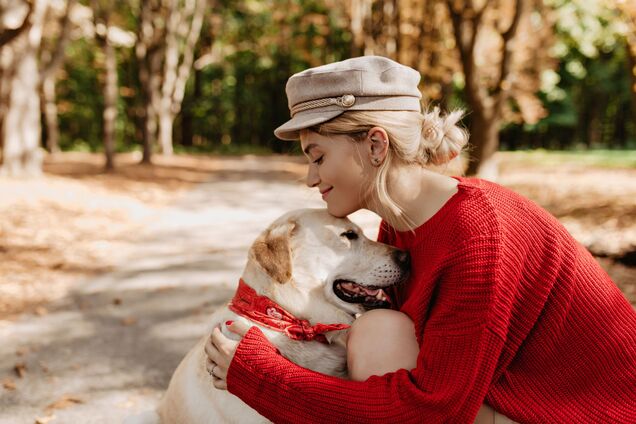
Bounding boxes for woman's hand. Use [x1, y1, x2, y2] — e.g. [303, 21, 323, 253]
[205, 320, 252, 390]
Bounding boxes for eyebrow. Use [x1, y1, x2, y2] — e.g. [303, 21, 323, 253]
[303, 143, 318, 156]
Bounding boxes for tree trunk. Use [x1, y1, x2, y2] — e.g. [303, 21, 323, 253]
[39, 0, 74, 155]
[0, 0, 47, 177]
[42, 74, 60, 153]
[446, 0, 525, 177]
[136, 0, 155, 164]
[102, 35, 118, 171]
[154, 0, 205, 156]
[141, 98, 156, 163]
[466, 112, 500, 178]
[158, 101, 174, 155]
[627, 41, 636, 135]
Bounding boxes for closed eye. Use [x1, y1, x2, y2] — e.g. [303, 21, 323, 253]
[340, 230, 358, 240]
[313, 155, 324, 165]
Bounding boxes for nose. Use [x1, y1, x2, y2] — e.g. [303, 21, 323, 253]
[392, 249, 410, 271]
[306, 165, 319, 188]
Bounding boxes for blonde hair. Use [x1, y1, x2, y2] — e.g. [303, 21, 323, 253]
[310, 107, 469, 230]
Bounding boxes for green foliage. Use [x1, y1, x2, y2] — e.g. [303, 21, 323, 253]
[501, 0, 635, 150]
[502, 149, 636, 169]
[57, 39, 103, 151]
[57, 0, 635, 155]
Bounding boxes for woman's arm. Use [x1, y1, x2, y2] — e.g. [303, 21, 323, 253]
[222, 234, 509, 424]
[226, 323, 504, 423]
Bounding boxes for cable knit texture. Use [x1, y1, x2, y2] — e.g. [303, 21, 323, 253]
[226, 177, 636, 424]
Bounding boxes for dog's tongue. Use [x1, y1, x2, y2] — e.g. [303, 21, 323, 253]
[361, 286, 391, 304]
[362, 287, 380, 296]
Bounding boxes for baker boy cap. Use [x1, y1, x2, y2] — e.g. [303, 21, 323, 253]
[274, 56, 422, 140]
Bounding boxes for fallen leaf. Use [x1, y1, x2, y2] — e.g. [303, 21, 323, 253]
[16, 346, 29, 356]
[34, 306, 48, 316]
[45, 394, 83, 411]
[2, 378, 16, 390]
[14, 362, 27, 378]
[34, 414, 56, 423]
[121, 317, 137, 326]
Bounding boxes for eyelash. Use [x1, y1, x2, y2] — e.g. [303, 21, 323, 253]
[313, 155, 324, 165]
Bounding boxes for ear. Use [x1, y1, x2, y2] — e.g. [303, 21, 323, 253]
[250, 220, 297, 284]
[366, 127, 389, 165]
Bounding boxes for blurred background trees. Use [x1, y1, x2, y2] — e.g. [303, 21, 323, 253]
[0, 0, 634, 176]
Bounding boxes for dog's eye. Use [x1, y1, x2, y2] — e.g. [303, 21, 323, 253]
[340, 230, 358, 240]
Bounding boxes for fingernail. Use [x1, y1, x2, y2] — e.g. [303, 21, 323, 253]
[225, 320, 234, 326]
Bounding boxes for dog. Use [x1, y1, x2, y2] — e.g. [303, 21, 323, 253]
[126, 208, 409, 424]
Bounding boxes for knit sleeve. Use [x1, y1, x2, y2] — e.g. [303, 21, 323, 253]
[226, 234, 510, 424]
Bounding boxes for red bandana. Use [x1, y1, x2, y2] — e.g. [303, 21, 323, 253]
[228, 279, 350, 344]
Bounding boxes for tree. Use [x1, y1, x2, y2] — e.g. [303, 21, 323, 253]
[40, 0, 75, 154]
[446, 0, 556, 177]
[0, 0, 47, 177]
[136, 0, 205, 162]
[615, 0, 636, 131]
[345, 0, 555, 177]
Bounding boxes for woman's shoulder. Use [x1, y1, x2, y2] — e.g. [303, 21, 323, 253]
[453, 176, 571, 246]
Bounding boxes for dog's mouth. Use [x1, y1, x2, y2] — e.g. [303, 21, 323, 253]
[333, 280, 392, 310]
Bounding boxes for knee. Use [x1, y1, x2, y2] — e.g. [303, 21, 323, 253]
[347, 309, 419, 381]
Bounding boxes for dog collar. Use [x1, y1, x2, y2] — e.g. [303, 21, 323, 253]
[228, 279, 350, 344]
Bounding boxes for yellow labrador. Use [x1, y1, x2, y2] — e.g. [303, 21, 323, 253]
[126, 208, 409, 424]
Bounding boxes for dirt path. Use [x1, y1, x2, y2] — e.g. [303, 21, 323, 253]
[0, 156, 380, 424]
[0, 153, 634, 423]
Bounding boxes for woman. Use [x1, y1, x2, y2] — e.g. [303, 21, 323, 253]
[205, 56, 636, 423]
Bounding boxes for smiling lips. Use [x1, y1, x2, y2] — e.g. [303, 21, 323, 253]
[320, 187, 333, 200]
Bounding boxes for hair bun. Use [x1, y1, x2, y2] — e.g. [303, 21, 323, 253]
[420, 107, 468, 166]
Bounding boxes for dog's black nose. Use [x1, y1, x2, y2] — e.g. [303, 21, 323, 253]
[392, 249, 410, 271]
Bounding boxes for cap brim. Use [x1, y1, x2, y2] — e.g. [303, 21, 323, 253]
[274, 110, 344, 141]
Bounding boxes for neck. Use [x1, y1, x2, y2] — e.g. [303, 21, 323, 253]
[364, 165, 458, 231]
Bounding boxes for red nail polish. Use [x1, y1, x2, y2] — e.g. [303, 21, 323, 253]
[225, 320, 234, 326]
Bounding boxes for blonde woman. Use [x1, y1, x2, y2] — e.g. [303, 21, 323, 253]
[205, 56, 636, 423]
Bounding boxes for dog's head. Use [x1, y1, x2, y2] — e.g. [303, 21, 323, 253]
[243, 209, 409, 324]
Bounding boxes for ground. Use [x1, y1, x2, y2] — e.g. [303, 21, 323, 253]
[1, 151, 634, 319]
[0, 151, 634, 423]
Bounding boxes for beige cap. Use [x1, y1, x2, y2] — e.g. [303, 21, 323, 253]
[274, 56, 422, 140]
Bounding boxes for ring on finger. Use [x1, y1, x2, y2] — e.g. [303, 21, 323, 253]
[208, 364, 217, 377]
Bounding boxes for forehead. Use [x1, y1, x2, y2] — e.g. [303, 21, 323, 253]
[300, 131, 354, 155]
[300, 131, 325, 151]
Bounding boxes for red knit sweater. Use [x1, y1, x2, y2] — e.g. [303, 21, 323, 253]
[226, 177, 636, 423]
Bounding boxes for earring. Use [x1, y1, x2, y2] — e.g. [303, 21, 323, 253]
[372, 158, 381, 166]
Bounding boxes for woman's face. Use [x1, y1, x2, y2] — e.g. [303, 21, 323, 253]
[300, 130, 375, 218]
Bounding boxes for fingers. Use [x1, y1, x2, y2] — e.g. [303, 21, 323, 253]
[204, 321, 245, 391]
[226, 320, 251, 336]
[213, 378, 227, 390]
[209, 327, 228, 354]
[204, 335, 220, 363]
[206, 357, 228, 391]
[205, 357, 227, 379]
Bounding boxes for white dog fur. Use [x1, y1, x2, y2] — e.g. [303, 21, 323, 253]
[125, 208, 408, 424]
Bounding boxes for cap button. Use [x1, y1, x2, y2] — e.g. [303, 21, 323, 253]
[339, 94, 355, 108]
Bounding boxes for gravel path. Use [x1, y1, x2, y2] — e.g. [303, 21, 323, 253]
[0, 157, 380, 424]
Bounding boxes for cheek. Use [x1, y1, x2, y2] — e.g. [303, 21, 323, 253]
[332, 157, 366, 187]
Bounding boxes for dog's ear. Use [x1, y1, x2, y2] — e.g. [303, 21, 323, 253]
[250, 220, 297, 284]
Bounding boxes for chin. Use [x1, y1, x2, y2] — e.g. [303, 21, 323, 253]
[326, 203, 359, 218]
